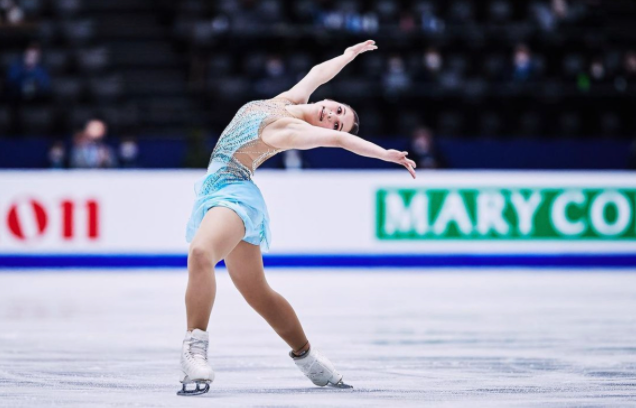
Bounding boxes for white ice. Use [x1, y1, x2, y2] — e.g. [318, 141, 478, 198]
[0, 269, 635, 407]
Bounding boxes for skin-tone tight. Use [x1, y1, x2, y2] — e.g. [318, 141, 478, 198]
[185, 207, 310, 355]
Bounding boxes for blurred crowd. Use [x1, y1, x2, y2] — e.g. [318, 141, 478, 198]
[48, 119, 139, 169]
[182, 0, 636, 139]
[0, 0, 635, 169]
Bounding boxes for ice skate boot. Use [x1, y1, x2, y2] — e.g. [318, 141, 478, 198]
[291, 347, 352, 389]
[177, 329, 214, 396]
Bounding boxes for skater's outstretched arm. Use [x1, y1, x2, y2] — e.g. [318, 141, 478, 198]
[277, 40, 378, 104]
[273, 121, 417, 178]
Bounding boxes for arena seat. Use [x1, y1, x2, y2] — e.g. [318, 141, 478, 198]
[51, 77, 85, 102]
[19, 107, 55, 135]
[76, 47, 110, 72]
[88, 75, 124, 102]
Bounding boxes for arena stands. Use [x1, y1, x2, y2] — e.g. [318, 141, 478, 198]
[1, 0, 635, 169]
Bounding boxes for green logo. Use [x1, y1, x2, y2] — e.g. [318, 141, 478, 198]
[376, 188, 636, 240]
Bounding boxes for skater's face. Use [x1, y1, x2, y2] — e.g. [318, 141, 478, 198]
[310, 100, 358, 134]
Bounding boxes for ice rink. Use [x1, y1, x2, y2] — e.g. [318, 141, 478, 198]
[0, 269, 635, 407]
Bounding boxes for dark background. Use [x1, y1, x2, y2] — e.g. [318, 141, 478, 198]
[0, 0, 634, 169]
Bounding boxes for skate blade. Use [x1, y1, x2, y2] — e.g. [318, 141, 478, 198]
[177, 382, 210, 396]
[328, 380, 353, 389]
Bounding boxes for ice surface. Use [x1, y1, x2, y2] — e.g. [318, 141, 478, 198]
[0, 269, 635, 407]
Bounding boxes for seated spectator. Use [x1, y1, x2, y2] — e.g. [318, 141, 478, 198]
[421, 47, 443, 82]
[317, 8, 345, 31]
[281, 150, 307, 170]
[383, 56, 411, 93]
[255, 55, 291, 96]
[48, 141, 66, 169]
[623, 50, 636, 81]
[70, 119, 118, 169]
[511, 44, 536, 83]
[118, 137, 139, 168]
[0, 0, 24, 25]
[614, 50, 636, 92]
[419, 5, 444, 33]
[409, 126, 445, 169]
[589, 58, 608, 84]
[360, 11, 379, 34]
[263, 56, 285, 79]
[399, 11, 416, 33]
[5, 43, 51, 102]
[552, 0, 569, 22]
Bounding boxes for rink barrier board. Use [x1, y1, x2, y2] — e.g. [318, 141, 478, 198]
[0, 254, 635, 269]
[3, 171, 636, 259]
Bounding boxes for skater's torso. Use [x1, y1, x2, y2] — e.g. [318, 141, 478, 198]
[203, 97, 295, 193]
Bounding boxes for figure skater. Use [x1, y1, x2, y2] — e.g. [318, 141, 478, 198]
[179, 40, 416, 396]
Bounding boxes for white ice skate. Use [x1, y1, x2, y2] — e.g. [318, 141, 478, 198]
[291, 347, 352, 389]
[177, 329, 214, 396]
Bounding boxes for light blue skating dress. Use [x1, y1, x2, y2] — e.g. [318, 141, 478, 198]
[186, 97, 295, 252]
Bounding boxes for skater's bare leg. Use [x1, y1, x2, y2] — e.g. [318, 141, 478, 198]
[186, 207, 245, 331]
[225, 241, 309, 353]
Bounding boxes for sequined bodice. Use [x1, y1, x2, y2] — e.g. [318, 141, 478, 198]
[200, 97, 295, 194]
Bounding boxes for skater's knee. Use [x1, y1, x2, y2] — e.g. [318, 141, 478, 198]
[188, 244, 217, 273]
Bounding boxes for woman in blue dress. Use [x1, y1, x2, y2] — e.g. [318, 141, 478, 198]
[179, 40, 416, 395]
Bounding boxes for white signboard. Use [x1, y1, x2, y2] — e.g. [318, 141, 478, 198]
[0, 170, 635, 267]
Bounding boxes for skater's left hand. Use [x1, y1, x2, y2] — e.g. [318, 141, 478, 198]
[384, 150, 417, 179]
[344, 40, 378, 61]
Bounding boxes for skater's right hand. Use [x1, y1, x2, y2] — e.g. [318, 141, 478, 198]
[384, 150, 417, 179]
[344, 40, 378, 61]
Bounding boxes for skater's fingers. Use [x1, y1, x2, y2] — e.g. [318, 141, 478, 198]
[403, 163, 417, 179]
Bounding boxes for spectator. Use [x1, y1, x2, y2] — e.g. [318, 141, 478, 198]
[399, 11, 416, 33]
[48, 141, 66, 169]
[419, 5, 445, 33]
[551, 0, 569, 21]
[0, 0, 24, 25]
[361, 11, 379, 33]
[5, 43, 51, 102]
[533, 0, 585, 31]
[511, 44, 536, 82]
[409, 126, 445, 169]
[422, 47, 443, 82]
[281, 150, 307, 170]
[118, 137, 139, 168]
[318, 9, 345, 31]
[264, 56, 285, 79]
[343, 11, 363, 33]
[255, 55, 291, 96]
[623, 50, 636, 81]
[589, 58, 607, 83]
[532, 2, 557, 32]
[383, 56, 411, 93]
[70, 119, 118, 169]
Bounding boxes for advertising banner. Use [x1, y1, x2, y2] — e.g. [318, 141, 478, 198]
[377, 188, 636, 240]
[0, 170, 634, 267]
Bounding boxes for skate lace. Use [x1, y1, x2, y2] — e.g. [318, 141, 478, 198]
[188, 337, 208, 364]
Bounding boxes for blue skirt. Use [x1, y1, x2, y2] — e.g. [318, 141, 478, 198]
[185, 176, 272, 252]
